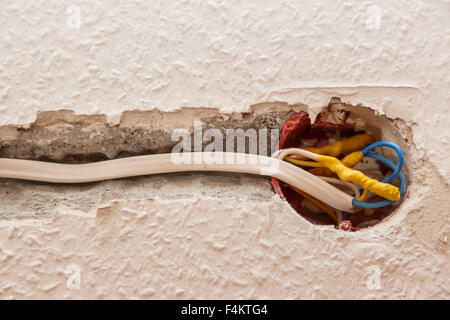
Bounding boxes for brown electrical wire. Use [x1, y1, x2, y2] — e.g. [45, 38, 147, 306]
[289, 185, 337, 222]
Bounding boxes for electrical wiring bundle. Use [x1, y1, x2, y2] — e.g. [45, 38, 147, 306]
[0, 132, 405, 231]
[272, 134, 406, 230]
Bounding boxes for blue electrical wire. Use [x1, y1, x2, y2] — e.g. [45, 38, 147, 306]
[362, 141, 404, 182]
[352, 141, 406, 209]
[362, 141, 403, 182]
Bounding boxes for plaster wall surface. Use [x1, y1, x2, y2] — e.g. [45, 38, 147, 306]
[0, 0, 448, 299]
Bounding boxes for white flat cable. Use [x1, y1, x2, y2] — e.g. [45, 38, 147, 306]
[273, 148, 361, 199]
[319, 176, 360, 199]
[0, 152, 355, 212]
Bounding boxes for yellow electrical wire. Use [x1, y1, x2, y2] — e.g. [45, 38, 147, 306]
[282, 134, 390, 204]
[302, 133, 375, 158]
[286, 149, 371, 200]
[285, 133, 370, 169]
[316, 155, 400, 201]
[340, 150, 365, 167]
[357, 188, 369, 202]
[284, 157, 324, 168]
[285, 150, 365, 169]
[290, 185, 337, 222]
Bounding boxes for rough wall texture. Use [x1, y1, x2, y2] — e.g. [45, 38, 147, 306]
[0, 0, 449, 299]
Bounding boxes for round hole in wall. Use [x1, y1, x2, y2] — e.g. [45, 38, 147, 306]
[271, 99, 410, 231]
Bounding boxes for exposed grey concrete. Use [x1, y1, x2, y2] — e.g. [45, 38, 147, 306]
[0, 102, 304, 162]
[0, 102, 300, 218]
[0, 173, 273, 219]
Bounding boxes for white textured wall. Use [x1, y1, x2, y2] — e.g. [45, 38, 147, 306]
[0, 0, 449, 299]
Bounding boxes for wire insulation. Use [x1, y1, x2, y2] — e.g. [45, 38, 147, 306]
[290, 185, 337, 222]
[352, 152, 406, 208]
[301, 134, 375, 158]
[0, 152, 355, 212]
[316, 155, 400, 201]
[362, 141, 404, 182]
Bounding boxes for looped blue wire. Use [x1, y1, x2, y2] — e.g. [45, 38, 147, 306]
[362, 141, 404, 182]
[352, 141, 405, 209]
